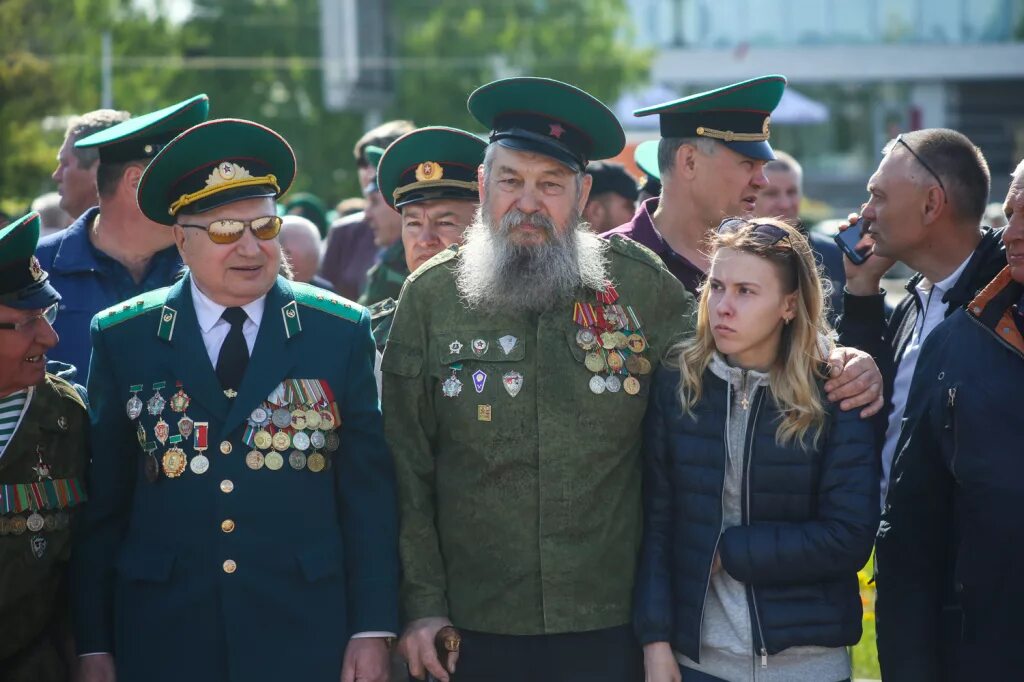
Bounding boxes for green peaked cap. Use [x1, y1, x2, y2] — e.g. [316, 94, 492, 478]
[377, 126, 486, 210]
[634, 140, 660, 181]
[74, 94, 210, 164]
[137, 118, 296, 225]
[468, 76, 625, 172]
[633, 75, 786, 161]
[0, 212, 61, 309]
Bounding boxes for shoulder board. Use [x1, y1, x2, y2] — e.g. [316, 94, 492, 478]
[292, 282, 363, 323]
[605, 234, 666, 272]
[46, 374, 87, 412]
[96, 287, 170, 330]
[406, 244, 459, 284]
[367, 297, 397, 321]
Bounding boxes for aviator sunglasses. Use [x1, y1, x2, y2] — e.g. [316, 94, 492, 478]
[178, 215, 283, 245]
[717, 218, 790, 246]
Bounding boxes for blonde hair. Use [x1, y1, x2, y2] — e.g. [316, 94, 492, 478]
[672, 218, 831, 448]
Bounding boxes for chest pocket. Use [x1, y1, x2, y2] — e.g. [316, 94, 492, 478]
[430, 331, 528, 446]
[562, 325, 651, 430]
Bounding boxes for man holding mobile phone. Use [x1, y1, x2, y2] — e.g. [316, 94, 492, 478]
[836, 128, 1003, 508]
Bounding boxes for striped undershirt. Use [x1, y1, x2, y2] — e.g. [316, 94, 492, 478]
[0, 389, 31, 455]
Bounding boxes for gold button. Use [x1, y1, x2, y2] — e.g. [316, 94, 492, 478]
[219, 441, 233, 455]
[223, 559, 237, 574]
[220, 479, 234, 493]
[221, 519, 235, 533]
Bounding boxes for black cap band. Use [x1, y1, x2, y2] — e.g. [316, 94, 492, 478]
[659, 110, 769, 140]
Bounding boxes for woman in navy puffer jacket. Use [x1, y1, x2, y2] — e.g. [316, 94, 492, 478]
[635, 218, 879, 682]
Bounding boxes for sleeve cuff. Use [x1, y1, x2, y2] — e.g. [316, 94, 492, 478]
[351, 631, 397, 639]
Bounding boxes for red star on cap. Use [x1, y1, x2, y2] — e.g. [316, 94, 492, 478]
[548, 123, 566, 139]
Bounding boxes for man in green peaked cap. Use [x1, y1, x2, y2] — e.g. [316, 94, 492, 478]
[74, 118, 399, 682]
[0, 212, 89, 682]
[368, 126, 485, 350]
[36, 94, 210, 384]
[383, 77, 695, 682]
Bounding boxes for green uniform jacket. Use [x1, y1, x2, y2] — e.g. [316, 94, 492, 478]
[381, 235, 696, 635]
[358, 241, 410, 308]
[0, 374, 88, 681]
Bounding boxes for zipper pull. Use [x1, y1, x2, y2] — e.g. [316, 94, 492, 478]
[761, 647, 768, 668]
[947, 387, 957, 407]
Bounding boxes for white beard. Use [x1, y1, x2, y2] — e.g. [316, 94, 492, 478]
[454, 202, 610, 314]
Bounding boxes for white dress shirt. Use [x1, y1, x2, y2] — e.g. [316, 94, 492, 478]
[190, 280, 265, 365]
[879, 253, 972, 505]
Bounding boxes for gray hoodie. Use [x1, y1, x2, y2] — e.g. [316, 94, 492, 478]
[677, 353, 850, 682]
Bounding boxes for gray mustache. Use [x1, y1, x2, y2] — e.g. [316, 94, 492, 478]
[499, 209, 556, 236]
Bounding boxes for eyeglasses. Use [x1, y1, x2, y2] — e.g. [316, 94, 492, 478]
[0, 303, 58, 331]
[178, 215, 283, 245]
[717, 218, 789, 246]
[894, 134, 947, 199]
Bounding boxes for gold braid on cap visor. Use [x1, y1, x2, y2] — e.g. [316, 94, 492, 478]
[393, 179, 478, 202]
[168, 175, 280, 216]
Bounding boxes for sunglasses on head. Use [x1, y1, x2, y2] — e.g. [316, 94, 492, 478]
[893, 134, 947, 200]
[717, 218, 789, 246]
[178, 215, 283, 245]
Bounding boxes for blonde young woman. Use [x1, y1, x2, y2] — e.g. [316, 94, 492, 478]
[634, 218, 879, 682]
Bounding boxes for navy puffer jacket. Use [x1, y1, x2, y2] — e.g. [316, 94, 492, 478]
[633, 364, 879, 661]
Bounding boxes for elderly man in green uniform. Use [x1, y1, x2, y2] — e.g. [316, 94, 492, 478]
[358, 146, 410, 308]
[382, 77, 696, 682]
[73, 118, 399, 682]
[0, 212, 88, 681]
[369, 126, 486, 350]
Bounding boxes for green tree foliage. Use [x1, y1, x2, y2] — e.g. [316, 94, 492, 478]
[390, 0, 652, 130]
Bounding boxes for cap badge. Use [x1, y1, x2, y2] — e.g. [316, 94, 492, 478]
[28, 256, 43, 282]
[548, 123, 566, 139]
[415, 161, 444, 182]
[207, 161, 252, 187]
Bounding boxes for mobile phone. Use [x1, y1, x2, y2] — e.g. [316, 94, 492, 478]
[833, 218, 872, 265]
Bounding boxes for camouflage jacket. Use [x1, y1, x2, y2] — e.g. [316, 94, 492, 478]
[358, 241, 409, 308]
[381, 235, 696, 635]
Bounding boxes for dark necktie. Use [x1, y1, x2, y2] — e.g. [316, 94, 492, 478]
[216, 307, 249, 395]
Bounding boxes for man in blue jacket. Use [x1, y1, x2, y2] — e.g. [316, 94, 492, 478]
[36, 95, 209, 382]
[73, 118, 399, 682]
[875, 159, 1024, 681]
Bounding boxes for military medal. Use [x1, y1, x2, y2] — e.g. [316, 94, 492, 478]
[288, 450, 307, 470]
[126, 385, 144, 419]
[147, 382, 167, 416]
[272, 431, 291, 451]
[625, 355, 643, 375]
[576, 328, 598, 350]
[253, 429, 273, 450]
[502, 371, 523, 398]
[477, 405, 492, 422]
[178, 415, 195, 440]
[265, 451, 284, 471]
[291, 431, 310, 451]
[623, 376, 641, 395]
[26, 512, 44, 533]
[304, 409, 322, 430]
[325, 431, 340, 452]
[589, 374, 607, 394]
[290, 409, 307, 430]
[584, 351, 605, 373]
[606, 351, 624, 373]
[498, 335, 518, 355]
[162, 437, 187, 478]
[169, 383, 190, 413]
[307, 452, 326, 473]
[310, 430, 326, 450]
[245, 450, 265, 470]
[191, 422, 210, 474]
[472, 370, 487, 394]
[636, 356, 653, 375]
[613, 331, 629, 350]
[250, 406, 270, 426]
[30, 536, 47, 560]
[448, 340, 464, 354]
[154, 417, 170, 445]
[627, 334, 647, 353]
[32, 446, 52, 481]
[319, 410, 336, 430]
[271, 408, 292, 429]
[600, 332, 617, 350]
[9, 516, 26, 535]
[442, 369, 463, 398]
[605, 375, 622, 393]
[472, 339, 488, 356]
[43, 515, 57, 532]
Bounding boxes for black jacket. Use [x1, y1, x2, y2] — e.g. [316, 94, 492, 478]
[836, 227, 1006, 438]
[634, 366, 879, 661]
[875, 267, 1024, 681]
